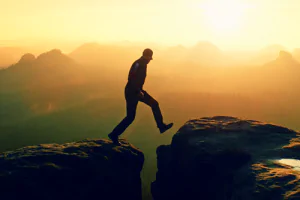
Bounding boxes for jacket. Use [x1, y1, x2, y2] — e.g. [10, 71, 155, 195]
[127, 57, 147, 93]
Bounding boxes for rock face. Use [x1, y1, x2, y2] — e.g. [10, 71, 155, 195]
[0, 139, 144, 200]
[152, 116, 300, 200]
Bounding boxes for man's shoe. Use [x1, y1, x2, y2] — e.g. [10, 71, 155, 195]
[159, 123, 174, 134]
[108, 133, 121, 146]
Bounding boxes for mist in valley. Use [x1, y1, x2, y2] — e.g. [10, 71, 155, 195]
[1, 42, 300, 199]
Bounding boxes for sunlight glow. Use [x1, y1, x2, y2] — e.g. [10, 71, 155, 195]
[2, 0, 300, 50]
[200, 0, 251, 34]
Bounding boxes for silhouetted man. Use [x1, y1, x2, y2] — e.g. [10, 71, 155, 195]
[108, 48, 173, 145]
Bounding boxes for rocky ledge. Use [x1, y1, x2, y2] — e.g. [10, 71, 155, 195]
[0, 139, 144, 200]
[152, 116, 300, 200]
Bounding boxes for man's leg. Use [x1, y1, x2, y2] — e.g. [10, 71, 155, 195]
[109, 97, 138, 143]
[140, 90, 173, 133]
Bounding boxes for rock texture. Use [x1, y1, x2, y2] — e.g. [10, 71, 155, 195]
[152, 116, 300, 200]
[0, 139, 144, 200]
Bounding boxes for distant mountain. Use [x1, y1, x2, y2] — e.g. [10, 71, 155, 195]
[70, 42, 100, 55]
[260, 44, 287, 56]
[220, 50, 300, 94]
[264, 50, 299, 68]
[0, 49, 79, 91]
[276, 50, 297, 64]
[258, 50, 300, 93]
[18, 53, 36, 65]
[191, 41, 221, 54]
[0, 47, 26, 68]
[36, 49, 75, 67]
[3, 49, 77, 72]
[292, 48, 300, 62]
[162, 45, 187, 62]
[186, 41, 226, 66]
[161, 41, 225, 67]
[69, 43, 139, 68]
[70, 41, 228, 68]
[252, 44, 287, 64]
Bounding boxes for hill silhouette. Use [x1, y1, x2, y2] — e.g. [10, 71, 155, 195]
[2, 45, 300, 102]
[263, 50, 300, 70]
[0, 47, 26, 68]
[255, 44, 287, 63]
[0, 49, 79, 91]
[187, 41, 224, 65]
[69, 42, 140, 68]
[36, 49, 75, 67]
[18, 53, 36, 64]
[292, 48, 300, 62]
[0, 49, 86, 122]
[2, 42, 297, 70]
[257, 50, 300, 93]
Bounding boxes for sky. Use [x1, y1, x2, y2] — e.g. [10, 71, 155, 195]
[1, 0, 300, 51]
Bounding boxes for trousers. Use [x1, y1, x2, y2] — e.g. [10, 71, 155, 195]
[110, 84, 164, 137]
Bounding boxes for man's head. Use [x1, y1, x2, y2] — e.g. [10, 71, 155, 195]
[142, 48, 153, 63]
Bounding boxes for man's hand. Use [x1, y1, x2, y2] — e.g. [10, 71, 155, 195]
[138, 91, 144, 99]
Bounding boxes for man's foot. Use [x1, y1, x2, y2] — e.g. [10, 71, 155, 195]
[108, 133, 121, 146]
[159, 123, 174, 134]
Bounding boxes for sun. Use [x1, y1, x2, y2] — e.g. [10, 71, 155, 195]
[200, 0, 250, 34]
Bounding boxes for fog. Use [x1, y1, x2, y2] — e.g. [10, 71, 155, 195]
[1, 42, 300, 199]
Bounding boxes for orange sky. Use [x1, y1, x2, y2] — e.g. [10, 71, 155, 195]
[1, 0, 300, 51]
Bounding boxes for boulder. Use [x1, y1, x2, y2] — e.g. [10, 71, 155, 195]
[0, 139, 144, 200]
[152, 116, 300, 200]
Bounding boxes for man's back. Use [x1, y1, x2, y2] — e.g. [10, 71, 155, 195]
[127, 58, 148, 92]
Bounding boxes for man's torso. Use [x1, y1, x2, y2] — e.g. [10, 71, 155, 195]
[127, 58, 147, 92]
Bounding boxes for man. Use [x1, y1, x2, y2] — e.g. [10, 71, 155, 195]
[108, 48, 173, 145]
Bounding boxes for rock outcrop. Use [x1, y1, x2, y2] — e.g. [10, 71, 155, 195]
[152, 116, 300, 200]
[0, 139, 144, 200]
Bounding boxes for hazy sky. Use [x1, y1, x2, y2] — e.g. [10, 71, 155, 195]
[1, 0, 300, 50]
